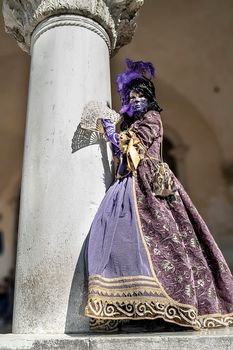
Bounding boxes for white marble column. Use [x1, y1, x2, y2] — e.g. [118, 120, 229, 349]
[3, 0, 144, 334]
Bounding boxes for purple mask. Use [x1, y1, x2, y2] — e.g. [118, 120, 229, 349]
[120, 94, 148, 117]
[130, 97, 148, 113]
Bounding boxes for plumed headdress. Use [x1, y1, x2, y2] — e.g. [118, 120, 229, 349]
[116, 58, 156, 106]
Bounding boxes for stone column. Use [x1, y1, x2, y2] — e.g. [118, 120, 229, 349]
[3, 0, 144, 334]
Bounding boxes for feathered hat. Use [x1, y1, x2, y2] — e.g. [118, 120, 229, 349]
[116, 58, 156, 106]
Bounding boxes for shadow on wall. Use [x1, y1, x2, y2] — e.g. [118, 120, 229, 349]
[0, 268, 14, 333]
[65, 238, 89, 333]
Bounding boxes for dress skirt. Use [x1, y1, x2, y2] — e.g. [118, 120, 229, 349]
[84, 158, 233, 330]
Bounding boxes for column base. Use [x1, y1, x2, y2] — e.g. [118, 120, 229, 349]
[0, 328, 233, 350]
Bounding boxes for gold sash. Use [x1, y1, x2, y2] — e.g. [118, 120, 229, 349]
[119, 130, 143, 173]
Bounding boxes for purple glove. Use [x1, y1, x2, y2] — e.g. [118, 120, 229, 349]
[102, 119, 121, 155]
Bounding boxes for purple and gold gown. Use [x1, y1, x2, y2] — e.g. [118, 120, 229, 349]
[84, 110, 233, 330]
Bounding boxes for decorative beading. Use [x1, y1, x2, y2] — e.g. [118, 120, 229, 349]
[31, 15, 111, 54]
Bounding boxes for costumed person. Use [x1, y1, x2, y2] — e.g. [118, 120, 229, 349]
[81, 59, 233, 332]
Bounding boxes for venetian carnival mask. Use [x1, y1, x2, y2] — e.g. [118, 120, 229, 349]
[121, 90, 149, 117]
[129, 90, 148, 113]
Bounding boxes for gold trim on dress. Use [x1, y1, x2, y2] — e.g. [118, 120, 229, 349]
[87, 295, 170, 302]
[85, 298, 200, 329]
[89, 285, 163, 294]
[89, 280, 159, 287]
[85, 298, 233, 330]
[89, 274, 156, 282]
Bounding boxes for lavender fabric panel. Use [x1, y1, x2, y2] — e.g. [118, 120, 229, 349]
[88, 283, 159, 290]
[89, 277, 157, 284]
[86, 176, 153, 279]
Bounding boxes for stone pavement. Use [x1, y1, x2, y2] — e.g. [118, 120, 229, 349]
[0, 328, 233, 350]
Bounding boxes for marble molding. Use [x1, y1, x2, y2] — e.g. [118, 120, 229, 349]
[2, 0, 144, 54]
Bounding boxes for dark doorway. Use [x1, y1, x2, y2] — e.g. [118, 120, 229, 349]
[163, 136, 178, 177]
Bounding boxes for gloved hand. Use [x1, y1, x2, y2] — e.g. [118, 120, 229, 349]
[102, 119, 121, 155]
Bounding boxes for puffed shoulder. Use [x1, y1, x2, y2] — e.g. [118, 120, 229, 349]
[129, 110, 162, 150]
[142, 110, 161, 124]
[131, 110, 162, 134]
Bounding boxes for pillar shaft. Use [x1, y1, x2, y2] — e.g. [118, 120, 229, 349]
[13, 15, 112, 333]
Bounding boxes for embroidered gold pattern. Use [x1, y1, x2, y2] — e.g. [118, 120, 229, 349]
[85, 298, 233, 330]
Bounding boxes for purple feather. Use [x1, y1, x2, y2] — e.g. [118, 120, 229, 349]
[125, 58, 155, 79]
[116, 72, 141, 92]
[116, 58, 156, 106]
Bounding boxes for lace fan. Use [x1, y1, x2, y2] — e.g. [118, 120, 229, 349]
[80, 101, 121, 133]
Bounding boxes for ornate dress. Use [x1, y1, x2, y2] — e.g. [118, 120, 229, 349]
[84, 109, 233, 330]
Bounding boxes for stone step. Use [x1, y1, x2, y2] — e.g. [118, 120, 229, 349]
[0, 328, 233, 350]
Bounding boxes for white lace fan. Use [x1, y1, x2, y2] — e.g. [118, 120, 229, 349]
[80, 101, 121, 133]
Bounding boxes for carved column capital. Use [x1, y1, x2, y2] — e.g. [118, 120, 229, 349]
[2, 0, 144, 55]
[105, 0, 144, 53]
